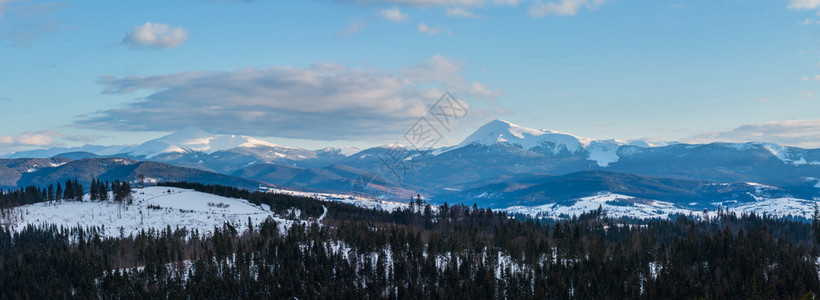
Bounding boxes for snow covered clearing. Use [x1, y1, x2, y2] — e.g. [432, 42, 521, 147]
[259, 186, 408, 211]
[504, 193, 693, 220]
[1, 186, 297, 238]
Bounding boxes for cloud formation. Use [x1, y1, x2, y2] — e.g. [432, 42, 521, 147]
[0, 131, 57, 147]
[418, 22, 449, 34]
[333, 0, 599, 18]
[528, 0, 607, 17]
[0, 130, 101, 154]
[333, 0, 485, 6]
[0, 1, 62, 46]
[789, 0, 820, 11]
[341, 17, 366, 36]
[446, 7, 482, 18]
[379, 7, 409, 22]
[122, 22, 189, 49]
[78, 56, 496, 141]
[688, 120, 820, 148]
[0, 0, 11, 18]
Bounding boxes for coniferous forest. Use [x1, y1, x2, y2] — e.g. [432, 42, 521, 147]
[1, 182, 820, 299]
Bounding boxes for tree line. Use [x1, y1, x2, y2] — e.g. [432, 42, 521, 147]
[0, 179, 134, 209]
[0, 182, 818, 298]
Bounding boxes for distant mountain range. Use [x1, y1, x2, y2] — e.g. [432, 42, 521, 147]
[3, 120, 819, 212]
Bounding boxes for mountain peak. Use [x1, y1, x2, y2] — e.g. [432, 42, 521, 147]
[158, 127, 214, 144]
[126, 127, 283, 158]
[440, 119, 588, 154]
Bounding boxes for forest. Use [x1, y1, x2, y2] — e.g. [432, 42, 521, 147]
[1, 181, 819, 299]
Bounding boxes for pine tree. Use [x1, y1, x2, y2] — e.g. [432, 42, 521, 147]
[100, 180, 109, 201]
[813, 203, 820, 248]
[90, 179, 99, 201]
[55, 183, 62, 201]
[47, 184, 54, 202]
[63, 180, 73, 201]
[73, 179, 83, 202]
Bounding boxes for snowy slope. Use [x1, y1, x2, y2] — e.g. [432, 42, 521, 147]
[760, 143, 820, 166]
[1, 187, 295, 238]
[503, 192, 820, 220]
[259, 186, 408, 211]
[503, 193, 692, 220]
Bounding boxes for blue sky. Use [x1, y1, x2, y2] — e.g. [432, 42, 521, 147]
[2, 0, 820, 154]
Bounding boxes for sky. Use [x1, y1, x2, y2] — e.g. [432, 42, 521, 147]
[2, 0, 820, 155]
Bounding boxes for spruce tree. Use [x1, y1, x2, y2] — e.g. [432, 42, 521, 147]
[55, 183, 62, 201]
[90, 179, 99, 201]
[64, 180, 73, 201]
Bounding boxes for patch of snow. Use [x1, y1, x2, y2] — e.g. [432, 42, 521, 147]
[321, 146, 362, 156]
[258, 186, 409, 212]
[808, 178, 820, 189]
[760, 143, 808, 166]
[503, 193, 693, 220]
[727, 143, 755, 151]
[586, 140, 620, 167]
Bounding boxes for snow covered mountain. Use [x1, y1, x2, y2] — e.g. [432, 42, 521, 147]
[2, 120, 819, 211]
[436, 119, 676, 167]
[125, 127, 282, 158]
[439, 119, 590, 154]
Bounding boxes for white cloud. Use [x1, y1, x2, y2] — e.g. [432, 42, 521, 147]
[78, 56, 497, 141]
[334, 0, 579, 18]
[446, 7, 482, 18]
[418, 22, 449, 34]
[798, 18, 820, 25]
[122, 22, 189, 49]
[0, 130, 59, 154]
[334, 0, 486, 6]
[379, 7, 409, 22]
[0, 0, 12, 18]
[341, 17, 366, 36]
[0, 130, 100, 154]
[799, 90, 814, 98]
[789, 0, 820, 10]
[528, 0, 608, 17]
[688, 120, 820, 148]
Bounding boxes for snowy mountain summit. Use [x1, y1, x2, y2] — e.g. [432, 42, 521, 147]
[437, 120, 626, 166]
[126, 127, 282, 158]
[448, 119, 590, 153]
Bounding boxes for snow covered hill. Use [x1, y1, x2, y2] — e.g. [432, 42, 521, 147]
[502, 192, 819, 221]
[1, 187, 297, 238]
